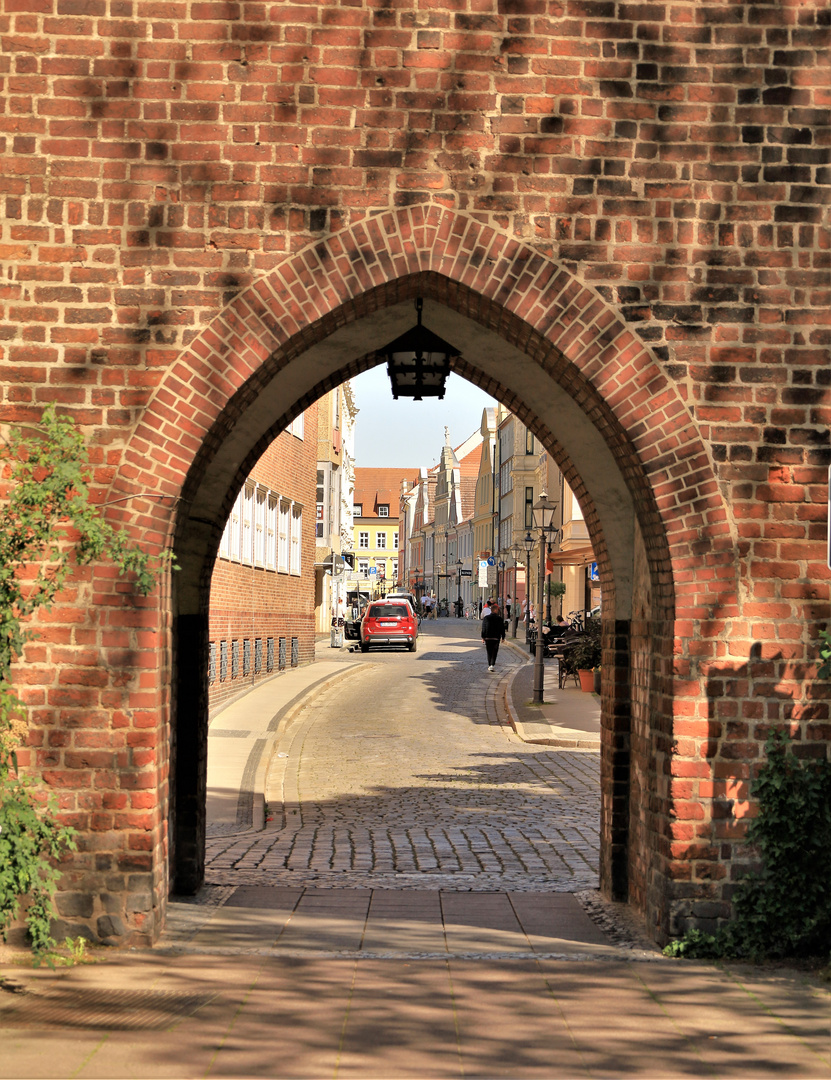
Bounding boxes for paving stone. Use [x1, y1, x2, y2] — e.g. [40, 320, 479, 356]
[206, 623, 600, 895]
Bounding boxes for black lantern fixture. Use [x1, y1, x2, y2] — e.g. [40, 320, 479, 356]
[383, 297, 459, 401]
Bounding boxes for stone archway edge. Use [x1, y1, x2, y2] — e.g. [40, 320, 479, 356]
[115, 204, 734, 619]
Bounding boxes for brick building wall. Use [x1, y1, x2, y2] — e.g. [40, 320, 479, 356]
[0, 2, 829, 945]
[208, 412, 317, 714]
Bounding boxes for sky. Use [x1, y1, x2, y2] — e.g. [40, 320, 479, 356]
[351, 365, 498, 469]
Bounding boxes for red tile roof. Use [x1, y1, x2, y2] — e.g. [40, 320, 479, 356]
[354, 467, 419, 518]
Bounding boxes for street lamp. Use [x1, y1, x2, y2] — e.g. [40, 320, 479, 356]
[523, 531, 535, 643]
[531, 493, 559, 704]
[509, 543, 524, 638]
[455, 558, 463, 616]
[382, 297, 459, 401]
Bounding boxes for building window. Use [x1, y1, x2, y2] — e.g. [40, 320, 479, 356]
[287, 413, 304, 439]
[359, 531, 369, 549]
[391, 559, 398, 580]
[266, 494, 277, 570]
[241, 484, 254, 565]
[278, 499, 290, 572]
[229, 490, 242, 562]
[254, 487, 266, 567]
[290, 504, 302, 575]
[376, 532, 387, 549]
[525, 487, 534, 529]
[353, 503, 362, 517]
[358, 558, 370, 578]
[378, 504, 389, 517]
[316, 469, 325, 540]
[526, 429, 534, 455]
[393, 532, 399, 550]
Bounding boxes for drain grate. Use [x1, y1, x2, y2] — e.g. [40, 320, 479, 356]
[2, 988, 215, 1031]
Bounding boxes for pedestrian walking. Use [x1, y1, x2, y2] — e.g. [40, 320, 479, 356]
[481, 598, 492, 618]
[481, 603, 505, 671]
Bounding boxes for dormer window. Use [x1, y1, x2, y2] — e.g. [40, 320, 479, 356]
[378, 505, 389, 517]
[354, 504, 363, 517]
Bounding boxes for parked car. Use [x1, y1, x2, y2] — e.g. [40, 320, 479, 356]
[360, 600, 418, 653]
[385, 591, 419, 614]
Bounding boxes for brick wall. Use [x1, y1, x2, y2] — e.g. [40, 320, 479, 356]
[1, 1, 829, 945]
[207, 414, 317, 714]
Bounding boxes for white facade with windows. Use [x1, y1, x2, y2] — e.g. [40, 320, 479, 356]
[219, 482, 303, 576]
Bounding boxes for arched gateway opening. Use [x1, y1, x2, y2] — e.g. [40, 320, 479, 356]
[110, 206, 734, 945]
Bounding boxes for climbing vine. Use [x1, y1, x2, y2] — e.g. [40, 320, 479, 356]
[0, 405, 173, 960]
[665, 729, 831, 961]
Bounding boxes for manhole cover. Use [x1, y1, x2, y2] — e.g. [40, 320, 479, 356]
[2, 988, 215, 1030]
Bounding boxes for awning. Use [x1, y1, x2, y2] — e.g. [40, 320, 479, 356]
[546, 545, 595, 567]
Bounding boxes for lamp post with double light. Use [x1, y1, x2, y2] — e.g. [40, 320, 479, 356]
[531, 493, 559, 704]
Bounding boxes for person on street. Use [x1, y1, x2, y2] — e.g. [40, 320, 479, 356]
[481, 598, 492, 618]
[481, 603, 506, 672]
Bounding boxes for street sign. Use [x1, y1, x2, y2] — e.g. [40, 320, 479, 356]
[486, 557, 495, 566]
[459, 569, 472, 576]
[321, 553, 345, 578]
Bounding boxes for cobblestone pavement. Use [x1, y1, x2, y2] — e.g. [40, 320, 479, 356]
[205, 621, 600, 892]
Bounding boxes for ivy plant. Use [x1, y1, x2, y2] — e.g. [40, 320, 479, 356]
[664, 729, 831, 962]
[0, 405, 173, 961]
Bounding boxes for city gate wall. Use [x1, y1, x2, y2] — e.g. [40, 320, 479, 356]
[1, 1, 829, 946]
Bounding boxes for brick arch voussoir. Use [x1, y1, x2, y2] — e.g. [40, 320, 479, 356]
[115, 205, 733, 609]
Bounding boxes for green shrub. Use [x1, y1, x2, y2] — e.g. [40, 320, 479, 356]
[664, 730, 831, 961]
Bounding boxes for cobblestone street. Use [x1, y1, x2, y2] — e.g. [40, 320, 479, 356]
[205, 621, 600, 892]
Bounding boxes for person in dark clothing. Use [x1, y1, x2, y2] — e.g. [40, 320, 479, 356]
[481, 604, 506, 671]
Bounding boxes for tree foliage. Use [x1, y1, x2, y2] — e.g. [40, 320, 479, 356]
[0, 405, 172, 959]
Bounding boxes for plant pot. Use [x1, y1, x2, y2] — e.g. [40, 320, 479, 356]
[578, 669, 595, 693]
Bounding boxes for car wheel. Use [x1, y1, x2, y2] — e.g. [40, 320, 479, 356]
[408, 640, 417, 653]
[360, 642, 370, 653]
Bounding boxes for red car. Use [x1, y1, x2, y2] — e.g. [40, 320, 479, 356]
[360, 600, 418, 653]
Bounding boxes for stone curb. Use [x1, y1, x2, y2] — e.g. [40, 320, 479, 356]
[501, 656, 601, 750]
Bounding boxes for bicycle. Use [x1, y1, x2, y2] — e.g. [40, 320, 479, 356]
[567, 610, 584, 632]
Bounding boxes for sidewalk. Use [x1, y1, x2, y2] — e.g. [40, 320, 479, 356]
[207, 655, 364, 833]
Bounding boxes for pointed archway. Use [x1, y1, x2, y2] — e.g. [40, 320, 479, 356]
[110, 206, 736, 943]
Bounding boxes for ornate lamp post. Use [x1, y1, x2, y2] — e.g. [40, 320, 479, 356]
[531, 493, 559, 704]
[455, 558, 463, 616]
[523, 531, 535, 643]
[509, 542, 524, 638]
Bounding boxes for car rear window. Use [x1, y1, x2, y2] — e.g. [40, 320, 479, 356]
[369, 604, 409, 618]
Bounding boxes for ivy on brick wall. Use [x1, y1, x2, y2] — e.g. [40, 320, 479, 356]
[665, 729, 831, 962]
[0, 406, 172, 960]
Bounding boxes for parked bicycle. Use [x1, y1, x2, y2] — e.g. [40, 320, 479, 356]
[566, 609, 585, 632]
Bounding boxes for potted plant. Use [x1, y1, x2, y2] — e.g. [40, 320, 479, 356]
[571, 617, 602, 692]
